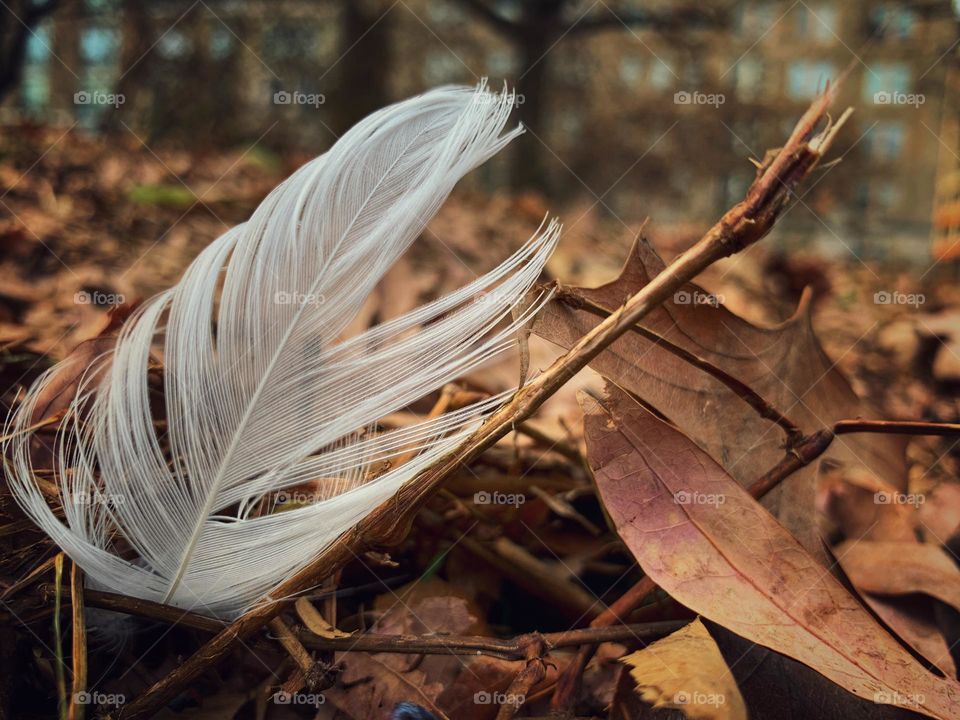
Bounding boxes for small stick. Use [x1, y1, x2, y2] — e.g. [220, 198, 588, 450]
[833, 419, 960, 437]
[53, 554, 67, 720]
[516, 423, 586, 467]
[496, 636, 546, 720]
[68, 562, 87, 720]
[268, 617, 314, 673]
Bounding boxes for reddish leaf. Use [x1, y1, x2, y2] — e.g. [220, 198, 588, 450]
[582, 387, 960, 719]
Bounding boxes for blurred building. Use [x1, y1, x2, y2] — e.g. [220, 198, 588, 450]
[2, 0, 959, 262]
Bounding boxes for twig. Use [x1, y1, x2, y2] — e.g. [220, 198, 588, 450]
[115, 90, 844, 720]
[747, 428, 836, 498]
[53, 554, 67, 720]
[68, 562, 87, 720]
[81, 587, 681, 659]
[268, 617, 314, 673]
[496, 636, 545, 720]
[833, 419, 960, 436]
[516, 422, 586, 467]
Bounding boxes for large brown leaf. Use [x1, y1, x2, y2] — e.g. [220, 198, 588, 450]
[534, 239, 906, 556]
[581, 388, 960, 719]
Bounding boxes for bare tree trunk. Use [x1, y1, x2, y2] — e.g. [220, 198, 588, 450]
[330, 0, 393, 136]
[513, 29, 551, 190]
[0, 0, 59, 102]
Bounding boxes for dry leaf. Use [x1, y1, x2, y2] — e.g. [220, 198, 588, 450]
[819, 461, 958, 677]
[294, 597, 353, 639]
[581, 387, 960, 719]
[621, 618, 747, 720]
[835, 540, 960, 615]
[534, 239, 906, 557]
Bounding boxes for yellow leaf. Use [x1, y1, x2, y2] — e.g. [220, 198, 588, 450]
[621, 618, 747, 720]
[295, 597, 353, 639]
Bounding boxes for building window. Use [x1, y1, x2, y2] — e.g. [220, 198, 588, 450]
[867, 4, 916, 40]
[619, 56, 644, 86]
[157, 30, 191, 60]
[808, 6, 838, 41]
[734, 58, 764, 100]
[786, 60, 836, 99]
[866, 121, 906, 162]
[424, 51, 461, 85]
[80, 27, 118, 64]
[862, 62, 911, 102]
[486, 49, 514, 77]
[737, 3, 778, 36]
[648, 59, 675, 90]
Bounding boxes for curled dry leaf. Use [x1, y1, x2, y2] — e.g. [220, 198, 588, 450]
[835, 540, 960, 615]
[621, 618, 747, 720]
[819, 461, 958, 677]
[294, 597, 353, 639]
[581, 387, 960, 720]
[533, 239, 906, 557]
[27, 302, 139, 424]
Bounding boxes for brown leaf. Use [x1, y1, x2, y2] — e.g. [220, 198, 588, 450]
[621, 618, 747, 720]
[818, 461, 957, 677]
[294, 597, 353, 639]
[835, 540, 960, 615]
[28, 301, 138, 424]
[324, 580, 518, 720]
[534, 239, 906, 556]
[817, 461, 918, 543]
[581, 387, 960, 719]
[919, 483, 960, 544]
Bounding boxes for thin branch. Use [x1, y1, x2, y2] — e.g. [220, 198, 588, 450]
[82, 588, 681, 660]
[833, 419, 960, 436]
[68, 562, 87, 720]
[747, 428, 836, 498]
[114, 91, 844, 720]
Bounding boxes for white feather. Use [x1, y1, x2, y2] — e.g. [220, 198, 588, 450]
[3, 83, 559, 619]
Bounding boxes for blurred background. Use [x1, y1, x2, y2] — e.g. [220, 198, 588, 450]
[1, 1, 960, 387]
[3, 0, 959, 257]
